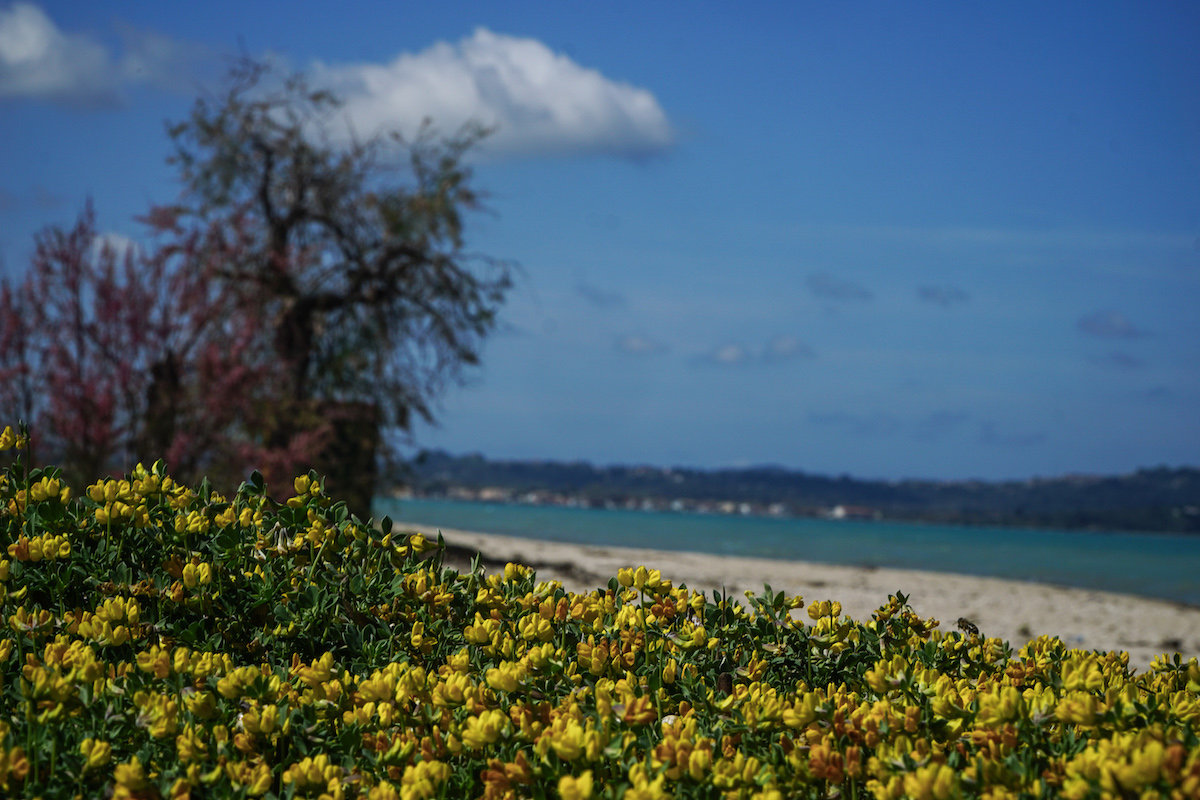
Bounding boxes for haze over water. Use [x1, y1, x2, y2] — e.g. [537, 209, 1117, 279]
[376, 497, 1200, 606]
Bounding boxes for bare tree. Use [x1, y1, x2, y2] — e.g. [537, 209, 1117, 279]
[161, 60, 512, 512]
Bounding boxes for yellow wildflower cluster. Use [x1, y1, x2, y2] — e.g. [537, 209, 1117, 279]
[0, 432, 1197, 798]
[0, 425, 26, 452]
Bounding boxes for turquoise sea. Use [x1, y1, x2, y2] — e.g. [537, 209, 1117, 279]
[373, 497, 1200, 606]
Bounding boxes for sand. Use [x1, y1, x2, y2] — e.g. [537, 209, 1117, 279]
[396, 523, 1200, 672]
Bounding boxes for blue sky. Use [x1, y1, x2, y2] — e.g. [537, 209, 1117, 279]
[2, 1, 1198, 481]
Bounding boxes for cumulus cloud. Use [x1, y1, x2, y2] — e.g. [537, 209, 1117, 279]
[576, 281, 625, 309]
[917, 284, 969, 307]
[1077, 309, 1147, 338]
[311, 28, 674, 159]
[806, 272, 872, 302]
[0, 3, 206, 107]
[615, 334, 666, 355]
[0, 2, 115, 105]
[90, 231, 142, 262]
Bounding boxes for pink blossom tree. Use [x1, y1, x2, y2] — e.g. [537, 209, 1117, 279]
[0, 201, 298, 490]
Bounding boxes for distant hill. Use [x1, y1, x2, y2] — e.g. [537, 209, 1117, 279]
[390, 451, 1200, 534]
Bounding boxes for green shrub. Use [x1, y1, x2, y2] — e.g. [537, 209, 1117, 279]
[1, 424, 1198, 799]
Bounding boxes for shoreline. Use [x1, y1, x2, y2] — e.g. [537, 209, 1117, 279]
[396, 522, 1200, 671]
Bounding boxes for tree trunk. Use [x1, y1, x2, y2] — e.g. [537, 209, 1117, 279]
[314, 400, 380, 521]
[140, 350, 181, 466]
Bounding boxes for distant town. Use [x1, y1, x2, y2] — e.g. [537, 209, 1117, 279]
[389, 451, 1200, 534]
[394, 483, 884, 522]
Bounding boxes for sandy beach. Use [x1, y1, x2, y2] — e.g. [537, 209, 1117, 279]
[396, 523, 1200, 672]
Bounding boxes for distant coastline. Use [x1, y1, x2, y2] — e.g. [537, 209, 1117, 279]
[376, 496, 1200, 609]
[387, 451, 1200, 535]
[387, 523, 1200, 670]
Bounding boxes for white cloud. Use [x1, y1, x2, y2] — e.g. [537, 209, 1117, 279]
[312, 28, 674, 159]
[0, 2, 116, 105]
[0, 3, 205, 107]
[90, 232, 142, 263]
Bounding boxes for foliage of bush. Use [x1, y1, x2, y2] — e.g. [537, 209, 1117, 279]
[1, 424, 1198, 799]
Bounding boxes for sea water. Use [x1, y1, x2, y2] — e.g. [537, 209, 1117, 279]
[373, 497, 1200, 606]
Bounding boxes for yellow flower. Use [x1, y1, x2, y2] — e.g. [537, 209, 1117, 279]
[632, 565, 661, 590]
[400, 760, 450, 800]
[114, 756, 149, 792]
[176, 726, 208, 763]
[1056, 691, 1102, 726]
[293, 651, 335, 687]
[626, 762, 668, 800]
[182, 562, 212, 589]
[80, 738, 112, 771]
[0, 425, 24, 450]
[808, 599, 842, 620]
[517, 613, 554, 642]
[461, 708, 509, 750]
[621, 693, 658, 726]
[407, 532, 440, 553]
[486, 661, 525, 693]
[902, 763, 957, 800]
[243, 703, 278, 736]
[675, 622, 707, 651]
[543, 718, 587, 761]
[185, 690, 217, 719]
[411, 620, 436, 653]
[282, 753, 342, 791]
[558, 770, 594, 800]
[136, 645, 172, 679]
[976, 686, 1024, 728]
[29, 476, 61, 503]
[503, 561, 532, 581]
[227, 761, 273, 796]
